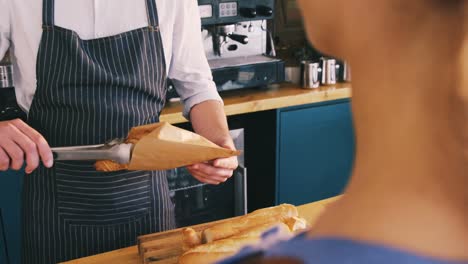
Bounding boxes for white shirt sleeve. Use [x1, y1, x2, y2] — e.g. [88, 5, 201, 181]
[168, 0, 223, 120]
[0, 0, 11, 60]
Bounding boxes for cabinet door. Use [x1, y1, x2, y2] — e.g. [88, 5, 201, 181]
[0, 170, 24, 264]
[277, 100, 355, 205]
[0, 210, 8, 264]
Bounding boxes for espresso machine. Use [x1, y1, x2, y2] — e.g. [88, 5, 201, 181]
[198, 0, 284, 91]
[198, 0, 285, 92]
[0, 60, 26, 122]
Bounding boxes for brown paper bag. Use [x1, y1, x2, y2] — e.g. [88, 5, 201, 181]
[95, 122, 240, 172]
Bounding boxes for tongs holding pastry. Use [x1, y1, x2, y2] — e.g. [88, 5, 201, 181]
[51, 138, 133, 164]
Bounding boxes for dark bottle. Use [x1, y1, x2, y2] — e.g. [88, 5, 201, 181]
[0, 64, 27, 121]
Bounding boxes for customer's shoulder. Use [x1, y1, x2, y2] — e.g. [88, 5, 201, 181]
[260, 237, 466, 264]
[218, 235, 465, 264]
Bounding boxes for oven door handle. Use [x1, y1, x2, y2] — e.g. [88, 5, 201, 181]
[234, 165, 247, 216]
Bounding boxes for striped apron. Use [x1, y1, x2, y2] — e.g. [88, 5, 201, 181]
[22, 0, 175, 263]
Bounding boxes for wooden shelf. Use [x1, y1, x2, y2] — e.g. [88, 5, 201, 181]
[160, 83, 352, 124]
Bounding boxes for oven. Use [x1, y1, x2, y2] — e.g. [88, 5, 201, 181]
[167, 129, 247, 227]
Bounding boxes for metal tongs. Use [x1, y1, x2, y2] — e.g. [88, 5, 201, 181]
[51, 138, 133, 164]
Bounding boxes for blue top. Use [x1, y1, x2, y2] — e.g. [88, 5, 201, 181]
[217, 228, 467, 264]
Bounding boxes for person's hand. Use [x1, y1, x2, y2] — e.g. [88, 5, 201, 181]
[186, 138, 239, 185]
[0, 119, 54, 173]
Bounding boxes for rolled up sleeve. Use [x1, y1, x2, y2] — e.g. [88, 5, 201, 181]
[0, 0, 11, 60]
[168, 0, 222, 120]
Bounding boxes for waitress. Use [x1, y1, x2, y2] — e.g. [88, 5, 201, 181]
[0, 0, 238, 263]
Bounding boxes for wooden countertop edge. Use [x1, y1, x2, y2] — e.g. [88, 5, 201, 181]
[62, 196, 342, 264]
[160, 84, 352, 124]
[223, 86, 351, 116]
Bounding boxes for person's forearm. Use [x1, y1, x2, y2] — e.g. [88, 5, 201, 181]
[189, 100, 233, 148]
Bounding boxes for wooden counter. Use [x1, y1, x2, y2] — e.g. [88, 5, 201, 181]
[62, 84, 350, 264]
[63, 196, 340, 264]
[160, 83, 351, 124]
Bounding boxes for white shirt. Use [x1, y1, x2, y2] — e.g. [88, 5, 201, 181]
[0, 0, 222, 118]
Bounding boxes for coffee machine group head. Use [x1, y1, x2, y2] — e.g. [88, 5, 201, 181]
[197, 0, 285, 92]
[211, 24, 249, 57]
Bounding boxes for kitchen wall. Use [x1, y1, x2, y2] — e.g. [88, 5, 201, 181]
[272, 0, 330, 66]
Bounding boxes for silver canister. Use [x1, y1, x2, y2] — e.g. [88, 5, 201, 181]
[320, 58, 336, 85]
[300, 61, 320, 89]
[0, 64, 14, 89]
[335, 60, 351, 83]
[342, 61, 351, 82]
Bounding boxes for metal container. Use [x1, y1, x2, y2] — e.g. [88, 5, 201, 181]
[336, 60, 352, 83]
[285, 66, 301, 85]
[342, 61, 351, 82]
[300, 60, 320, 89]
[0, 64, 14, 89]
[320, 58, 337, 85]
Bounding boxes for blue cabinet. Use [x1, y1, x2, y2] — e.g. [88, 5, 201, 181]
[0, 210, 8, 263]
[0, 170, 24, 264]
[276, 99, 355, 205]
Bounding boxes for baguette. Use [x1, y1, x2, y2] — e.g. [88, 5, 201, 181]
[94, 160, 128, 171]
[179, 223, 291, 264]
[182, 228, 202, 251]
[95, 123, 157, 172]
[232, 222, 291, 239]
[178, 237, 258, 264]
[181, 223, 281, 252]
[125, 123, 162, 144]
[95, 122, 240, 172]
[203, 204, 298, 243]
[284, 217, 308, 232]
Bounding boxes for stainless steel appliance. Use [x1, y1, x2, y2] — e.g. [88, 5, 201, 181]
[167, 129, 246, 227]
[0, 63, 26, 121]
[168, 0, 285, 98]
[320, 58, 337, 86]
[0, 64, 13, 89]
[200, 0, 285, 92]
[300, 61, 320, 89]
